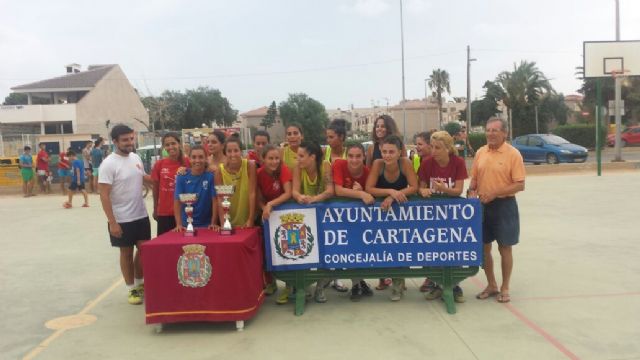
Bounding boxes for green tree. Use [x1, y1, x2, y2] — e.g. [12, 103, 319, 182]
[538, 93, 569, 129]
[278, 93, 329, 144]
[428, 69, 451, 129]
[260, 101, 278, 130]
[140, 87, 238, 130]
[444, 122, 461, 137]
[579, 77, 640, 125]
[3, 93, 28, 105]
[458, 81, 502, 127]
[184, 86, 238, 128]
[493, 61, 553, 137]
[3, 93, 49, 105]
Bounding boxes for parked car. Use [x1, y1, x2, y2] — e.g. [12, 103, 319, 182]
[607, 126, 640, 147]
[512, 134, 588, 164]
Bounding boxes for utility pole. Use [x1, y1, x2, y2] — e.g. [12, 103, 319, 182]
[466, 45, 476, 157]
[615, 0, 620, 40]
[613, 0, 623, 161]
[399, 0, 407, 144]
[535, 105, 539, 133]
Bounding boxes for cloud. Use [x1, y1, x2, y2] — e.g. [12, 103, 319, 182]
[339, 0, 391, 18]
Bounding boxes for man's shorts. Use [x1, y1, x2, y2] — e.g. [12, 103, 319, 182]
[37, 169, 47, 177]
[21, 168, 34, 182]
[92, 168, 99, 177]
[58, 169, 71, 178]
[69, 182, 85, 191]
[109, 217, 151, 248]
[482, 197, 520, 246]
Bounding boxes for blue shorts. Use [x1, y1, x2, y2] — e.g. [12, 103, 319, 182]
[58, 169, 71, 177]
[482, 197, 520, 246]
[69, 182, 85, 191]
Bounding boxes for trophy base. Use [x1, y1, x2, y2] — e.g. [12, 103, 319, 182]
[219, 228, 234, 236]
[184, 229, 196, 237]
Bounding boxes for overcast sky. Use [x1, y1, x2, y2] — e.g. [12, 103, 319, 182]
[1, 0, 639, 112]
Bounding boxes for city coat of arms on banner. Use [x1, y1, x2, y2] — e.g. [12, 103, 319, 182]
[177, 244, 212, 288]
[274, 213, 315, 260]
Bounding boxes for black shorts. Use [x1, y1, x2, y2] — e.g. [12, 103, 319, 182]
[156, 216, 176, 237]
[69, 182, 85, 191]
[109, 216, 151, 248]
[482, 197, 520, 246]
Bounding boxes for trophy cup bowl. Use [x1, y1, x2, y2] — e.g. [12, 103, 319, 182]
[215, 185, 235, 235]
[178, 193, 198, 237]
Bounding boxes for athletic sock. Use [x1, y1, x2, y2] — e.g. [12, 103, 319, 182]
[134, 278, 144, 287]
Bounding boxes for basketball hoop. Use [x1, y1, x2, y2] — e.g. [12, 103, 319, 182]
[610, 69, 630, 79]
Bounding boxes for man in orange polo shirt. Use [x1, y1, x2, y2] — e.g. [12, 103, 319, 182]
[469, 117, 525, 304]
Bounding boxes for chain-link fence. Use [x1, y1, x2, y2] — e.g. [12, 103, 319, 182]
[0, 134, 39, 157]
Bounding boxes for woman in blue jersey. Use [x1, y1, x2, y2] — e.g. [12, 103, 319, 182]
[173, 146, 218, 231]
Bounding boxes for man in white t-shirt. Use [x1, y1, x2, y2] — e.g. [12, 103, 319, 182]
[99, 124, 151, 305]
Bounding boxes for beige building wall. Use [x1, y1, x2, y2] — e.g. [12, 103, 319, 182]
[75, 65, 148, 138]
[241, 113, 285, 144]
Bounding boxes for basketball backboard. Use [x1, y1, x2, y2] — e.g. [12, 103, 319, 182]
[583, 40, 640, 78]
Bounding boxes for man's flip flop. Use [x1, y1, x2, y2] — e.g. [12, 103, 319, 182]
[475, 289, 500, 300]
[497, 293, 511, 303]
[63, 202, 72, 209]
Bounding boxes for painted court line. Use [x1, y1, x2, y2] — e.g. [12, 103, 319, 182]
[470, 277, 580, 360]
[22, 278, 123, 360]
[513, 292, 640, 302]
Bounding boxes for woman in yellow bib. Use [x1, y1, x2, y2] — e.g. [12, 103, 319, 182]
[324, 119, 347, 164]
[281, 123, 304, 170]
[291, 140, 334, 304]
[215, 136, 257, 228]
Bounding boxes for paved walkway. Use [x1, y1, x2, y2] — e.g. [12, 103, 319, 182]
[1, 170, 639, 360]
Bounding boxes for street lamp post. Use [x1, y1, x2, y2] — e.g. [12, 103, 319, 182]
[399, 0, 407, 144]
[466, 45, 476, 158]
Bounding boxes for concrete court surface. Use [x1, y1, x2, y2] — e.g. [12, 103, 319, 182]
[1, 170, 639, 360]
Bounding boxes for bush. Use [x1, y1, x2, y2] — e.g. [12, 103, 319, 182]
[444, 122, 462, 136]
[468, 132, 487, 150]
[551, 124, 607, 149]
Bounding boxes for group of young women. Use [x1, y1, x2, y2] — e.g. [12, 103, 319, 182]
[150, 114, 469, 305]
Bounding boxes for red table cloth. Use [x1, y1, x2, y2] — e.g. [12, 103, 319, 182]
[142, 227, 265, 324]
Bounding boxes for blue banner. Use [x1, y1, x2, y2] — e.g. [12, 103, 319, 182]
[264, 197, 483, 271]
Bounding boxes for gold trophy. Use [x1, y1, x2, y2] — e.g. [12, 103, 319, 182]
[215, 185, 235, 235]
[178, 193, 198, 237]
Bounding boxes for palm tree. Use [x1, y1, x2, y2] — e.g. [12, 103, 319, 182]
[494, 61, 553, 138]
[428, 69, 451, 129]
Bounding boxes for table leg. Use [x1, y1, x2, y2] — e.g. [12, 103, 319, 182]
[236, 320, 244, 331]
[442, 286, 456, 314]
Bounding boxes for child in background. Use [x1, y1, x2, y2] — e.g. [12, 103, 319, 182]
[63, 150, 88, 208]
